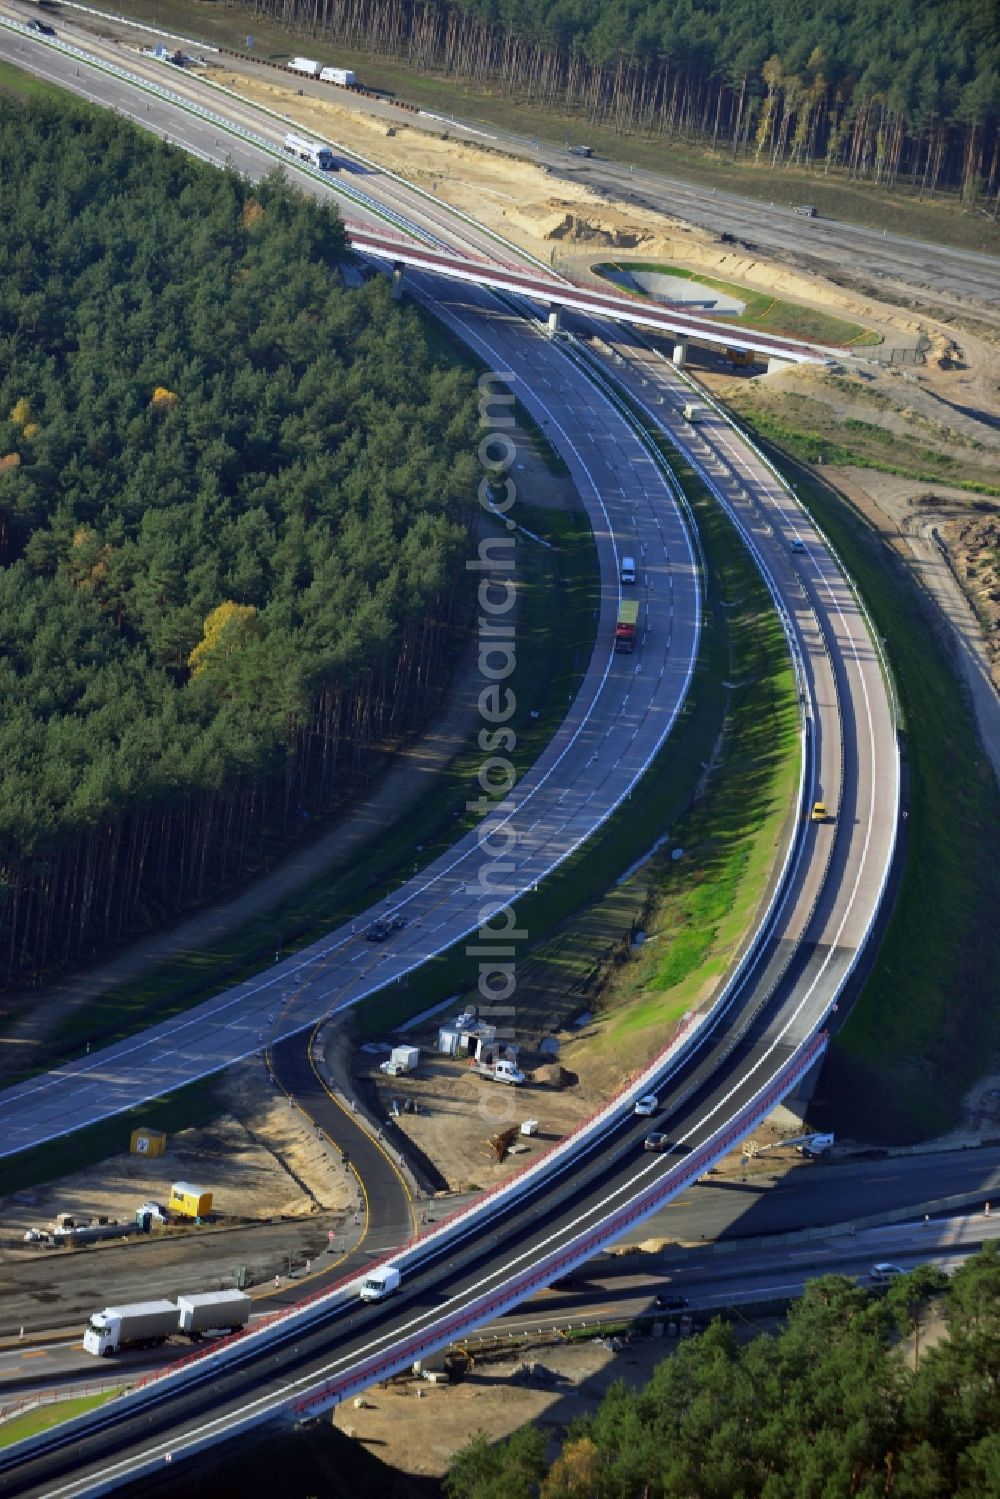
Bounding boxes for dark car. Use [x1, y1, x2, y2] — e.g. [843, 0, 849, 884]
[654, 1293, 688, 1311]
[643, 1133, 671, 1152]
[27, 18, 56, 33]
[365, 920, 390, 941]
[388, 913, 408, 931]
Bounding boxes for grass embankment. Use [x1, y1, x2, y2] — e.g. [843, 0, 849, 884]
[358, 443, 800, 1073]
[0, 1390, 122, 1449]
[756, 455, 1000, 1140]
[595, 262, 880, 348]
[76, 0, 1000, 258]
[0, 59, 66, 103]
[0, 1077, 223, 1197]
[726, 384, 1000, 497]
[559, 460, 800, 1077]
[35, 491, 597, 1067]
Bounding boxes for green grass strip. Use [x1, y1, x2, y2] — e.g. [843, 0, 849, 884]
[595, 262, 880, 348]
[0, 58, 67, 102]
[0, 1390, 122, 1448]
[734, 409, 1000, 497]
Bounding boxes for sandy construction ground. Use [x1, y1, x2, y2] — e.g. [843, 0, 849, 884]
[0, 1062, 353, 1241]
[216, 65, 1000, 679]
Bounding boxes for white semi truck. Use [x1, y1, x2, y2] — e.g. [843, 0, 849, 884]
[83, 1300, 180, 1357]
[287, 56, 321, 77]
[83, 1290, 252, 1355]
[283, 133, 337, 171]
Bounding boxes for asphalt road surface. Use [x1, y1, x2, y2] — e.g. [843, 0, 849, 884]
[0, 29, 708, 1152]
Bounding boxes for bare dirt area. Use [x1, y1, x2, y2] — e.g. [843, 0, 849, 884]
[0, 1062, 357, 1331]
[363, 1044, 604, 1195]
[1, 1062, 351, 1238]
[331, 1332, 694, 1479]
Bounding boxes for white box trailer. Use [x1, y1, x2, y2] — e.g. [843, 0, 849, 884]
[390, 1045, 419, 1072]
[288, 56, 321, 77]
[176, 1290, 251, 1339]
[320, 65, 355, 85]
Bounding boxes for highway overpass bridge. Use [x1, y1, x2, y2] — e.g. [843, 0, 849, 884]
[347, 225, 839, 369]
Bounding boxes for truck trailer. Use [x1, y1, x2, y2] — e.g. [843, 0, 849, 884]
[83, 1300, 179, 1357]
[176, 1290, 252, 1339]
[320, 65, 356, 85]
[287, 56, 321, 77]
[83, 1291, 252, 1355]
[615, 600, 639, 652]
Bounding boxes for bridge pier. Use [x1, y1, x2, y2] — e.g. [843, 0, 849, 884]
[390, 262, 405, 301]
[546, 304, 562, 336]
[671, 339, 688, 369]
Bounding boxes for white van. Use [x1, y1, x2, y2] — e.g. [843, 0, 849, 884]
[359, 1265, 401, 1302]
[621, 556, 636, 584]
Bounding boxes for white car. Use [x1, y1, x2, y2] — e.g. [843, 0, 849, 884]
[633, 1094, 658, 1117]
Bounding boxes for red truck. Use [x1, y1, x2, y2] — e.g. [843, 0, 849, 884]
[615, 600, 639, 652]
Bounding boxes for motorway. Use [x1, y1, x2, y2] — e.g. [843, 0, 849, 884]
[0, 19, 707, 1155]
[0, 23, 901, 1494]
[0, 18, 898, 1159]
[32, 0, 999, 319]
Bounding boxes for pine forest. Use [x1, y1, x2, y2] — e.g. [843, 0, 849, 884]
[0, 102, 478, 985]
[244, 0, 1000, 204]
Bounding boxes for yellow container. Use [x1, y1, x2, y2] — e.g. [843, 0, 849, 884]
[168, 1182, 213, 1218]
[129, 1128, 166, 1158]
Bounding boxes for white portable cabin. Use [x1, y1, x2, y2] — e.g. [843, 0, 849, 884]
[438, 1027, 459, 1055]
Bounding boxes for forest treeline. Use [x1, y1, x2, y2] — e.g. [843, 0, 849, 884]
[243, 0, 1000, 203]
[0, 102, 478, 984]
[445, 1250, 1000, 1498]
